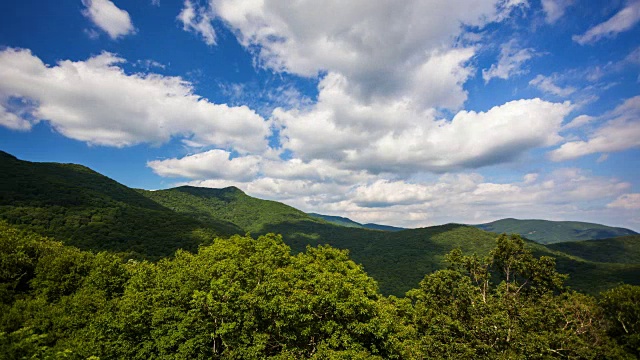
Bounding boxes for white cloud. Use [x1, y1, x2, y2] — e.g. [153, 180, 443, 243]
[135, 59, 166, 70]
[148, 150, 261, 181]
[178, 167, 630, 229]
[81, 0, 135, 39]
[541, 0, 574, 24]
[352, 180, 435, 207]
[529, 74, 576, 97]
[275, 78, 573, 173]
[623, 46, 640, 65]
[562, 114, 595, 130]
[483, 40, 537, 83]
[178, 0, 216, 45]
[201, 0, 527, 110]
[0, 48, 270, 152]
[261, 158, 371, 185]
[523, 173, 538, 183]
[608, 193, 640, 209]
[0, 104, 31, 131]
[151, 0, 160, 6]
[573, 0, 640, 45]
[550, 96, 640, 161]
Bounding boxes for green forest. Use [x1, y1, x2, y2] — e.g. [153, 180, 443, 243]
[1, 151, 640, 358]
[2, 221, 639, 359]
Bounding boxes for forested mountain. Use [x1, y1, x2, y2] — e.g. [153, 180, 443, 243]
[138, 185, 322, 234]
[1, 151, 639, 296]
[474, 218, 637, 244]
[548, 235, 640, 264]
[1, 220, 638, 359]
[0, 151, 241, 259]
[308, 212, 405, 231]
[2, 152, 640, 358]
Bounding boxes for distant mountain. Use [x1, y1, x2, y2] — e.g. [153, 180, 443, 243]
[473, 218, 637, 244]
[307, 212, 405, 231]
[548, 235, 640, 264]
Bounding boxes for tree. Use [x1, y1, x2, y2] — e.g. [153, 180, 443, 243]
[600, 285, 640, 356]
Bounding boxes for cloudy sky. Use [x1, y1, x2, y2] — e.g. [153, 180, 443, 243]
[0, 0, 639, 230]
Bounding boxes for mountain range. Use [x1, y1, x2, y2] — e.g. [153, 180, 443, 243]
[307, 213, 405, 231]
[1, 150, 639, 296]
[474, 218, 637, 244]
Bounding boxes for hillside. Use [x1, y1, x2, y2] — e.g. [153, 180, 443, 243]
[139, 186, 323, 234]
[0, 151, 241, 258]
[548, 235, 640, 264]
[1, 151, 638, 296]
[474, 218, 637, 244]
[2, 219, 637, 359]
[308, 212, 405, 231]
[137, 183, 640, 296]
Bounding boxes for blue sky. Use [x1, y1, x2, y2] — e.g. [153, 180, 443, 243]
[0, 0, 639, 230]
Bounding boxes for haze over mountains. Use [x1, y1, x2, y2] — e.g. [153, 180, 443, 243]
[1, 150, 639, 296]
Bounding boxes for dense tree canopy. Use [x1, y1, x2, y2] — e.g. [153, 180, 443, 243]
[1, 222, 638, 359]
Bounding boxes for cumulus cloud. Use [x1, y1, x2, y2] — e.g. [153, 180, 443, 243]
[190, 0, 528, 109]
[608, 193, 640, 209]
[541, 0, 575, 24]
[0, 48, 270, 152]
[483, 40, 537, 83]
[148, 150, 261, 181]
[179, 166, 630, 229]
[178, 0, 217, 45]
[352, 180, 435, 207]
[529, 74, 576, 97]
[275, 77, 573, 173]
[550, 96, 640, 161]
[573, 0, 640, 45]
[0, 104, 31, 131]
[82, 0, 135, 39]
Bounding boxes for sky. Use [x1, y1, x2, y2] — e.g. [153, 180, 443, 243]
[0, 0, 639, 230]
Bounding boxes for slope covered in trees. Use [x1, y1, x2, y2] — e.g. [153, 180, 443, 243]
[548, 235, 640, 264]
[1, 151, 639, 296]
[474, 218, 637, 244]
[1, 221, 638, 359]
[138, 185, 320, 234]
[0, 151, 241, 259]
[307, 213, 405, 231]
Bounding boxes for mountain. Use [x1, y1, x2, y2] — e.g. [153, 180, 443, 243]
[474, 218, 637, 244]
[139, 186, 324, 234]
[1, 151, 638, 296]
[0, 151, 241, 259]
[307, 212, 405, 231]
[547, 235, 640, 264]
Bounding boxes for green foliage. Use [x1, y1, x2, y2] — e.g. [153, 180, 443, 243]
[549, 235, 640, 264]
[138, 186, 314, 234]
[475, 218, 637, 244]
[600, 285, 640, 356]
[1, 220, 638, 359]
[407, 235, 631, 359]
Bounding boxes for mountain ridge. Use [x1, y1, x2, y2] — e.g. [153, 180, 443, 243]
[473, 218, 637, 244]
[307, 212, 405, 231]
